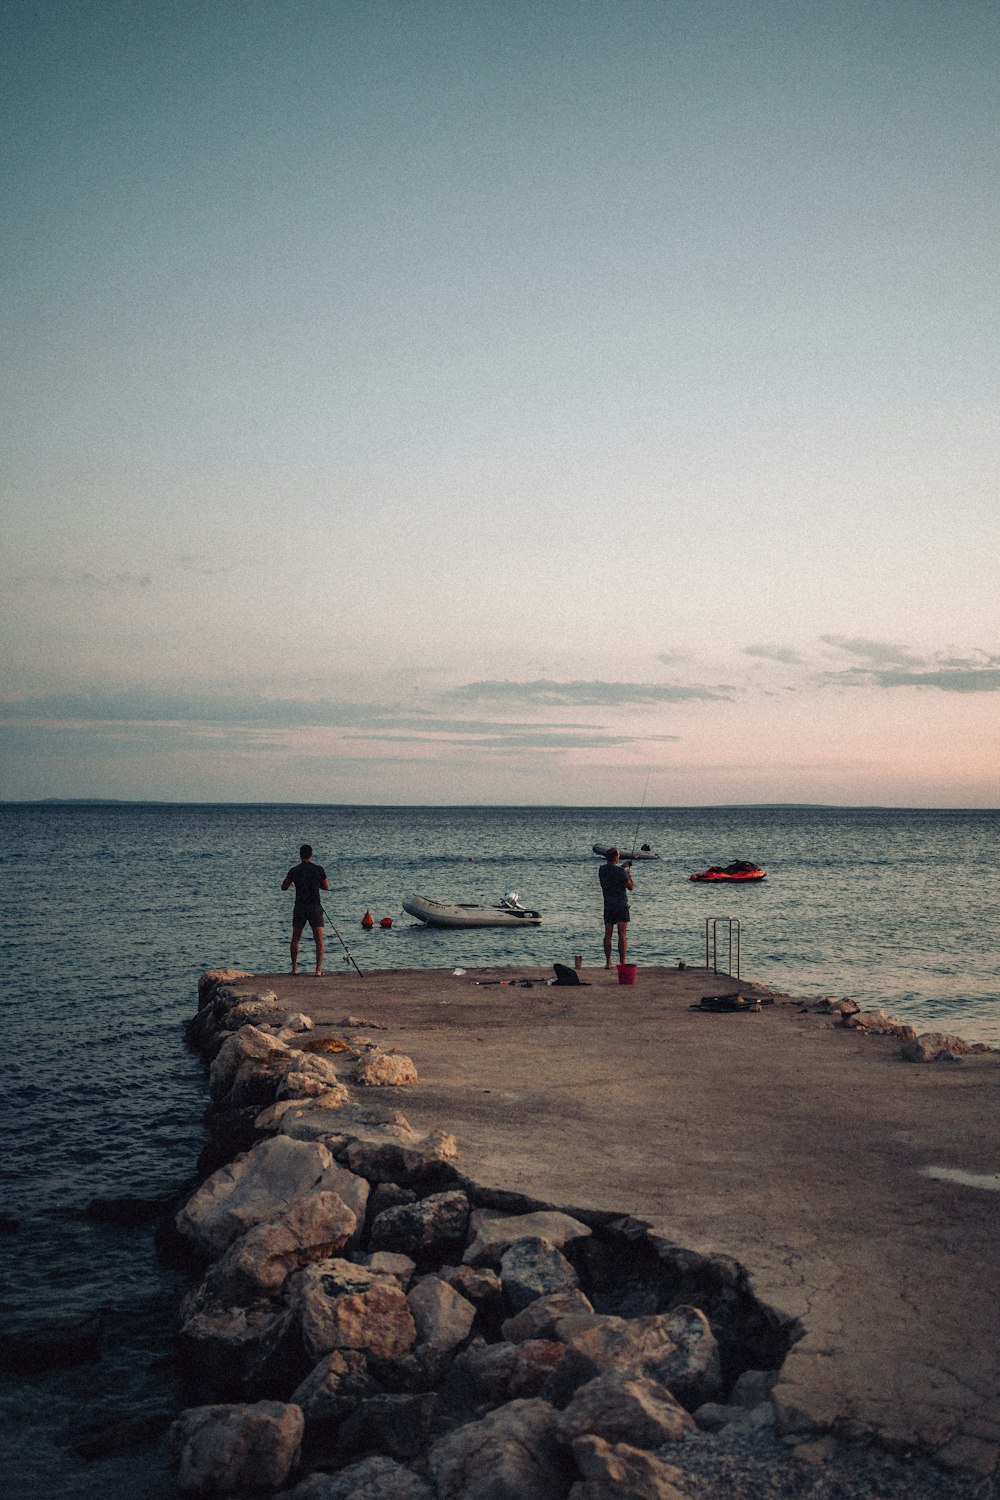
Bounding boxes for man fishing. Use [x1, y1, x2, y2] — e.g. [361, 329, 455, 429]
[281, 843, 329, 976]
[599, 847, 634, 969]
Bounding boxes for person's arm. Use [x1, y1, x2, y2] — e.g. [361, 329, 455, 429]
[281, 872, 293, 891]
[625, 867, 634, 891]
[321, 876, 330, 890]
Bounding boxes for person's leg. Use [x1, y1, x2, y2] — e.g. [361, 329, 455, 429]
[290, 924, 304, 974]
[617, 920, 628, 964]
[313, 923, 325, 976]
[603, 921, 614, 968]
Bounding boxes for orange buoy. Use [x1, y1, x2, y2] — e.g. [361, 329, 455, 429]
[379, 916, 393, 929]
[361, 909, 374, 929]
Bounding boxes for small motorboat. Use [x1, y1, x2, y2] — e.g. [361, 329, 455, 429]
[689, 862, 766, 883]
[592, 843, 660, 861]
[402, 892, 543, 928]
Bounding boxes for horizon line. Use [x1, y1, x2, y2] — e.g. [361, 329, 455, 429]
[3, 799, 998, 814]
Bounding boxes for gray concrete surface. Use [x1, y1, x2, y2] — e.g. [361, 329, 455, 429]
[248, 962, 1000, 1474]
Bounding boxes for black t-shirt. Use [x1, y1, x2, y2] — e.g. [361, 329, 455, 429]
[286, 861, 326, 907]
[599, 862, 630, 912]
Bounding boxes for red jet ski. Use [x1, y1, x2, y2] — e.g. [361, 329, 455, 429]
[690, 862, 766, 883]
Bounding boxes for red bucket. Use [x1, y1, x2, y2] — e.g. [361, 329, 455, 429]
[617, 963, 637, 986]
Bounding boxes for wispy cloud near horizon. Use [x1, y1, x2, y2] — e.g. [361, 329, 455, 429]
[818, 641, 1000, 693]
[448, 679, 731, 707]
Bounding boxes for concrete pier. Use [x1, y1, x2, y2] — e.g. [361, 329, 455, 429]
[235, 961, 1000, 1475]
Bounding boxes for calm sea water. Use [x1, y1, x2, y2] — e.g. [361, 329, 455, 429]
[1, 802, 997, 1496]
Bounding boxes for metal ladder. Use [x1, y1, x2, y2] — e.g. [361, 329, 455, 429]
[705, 917, 741, 978]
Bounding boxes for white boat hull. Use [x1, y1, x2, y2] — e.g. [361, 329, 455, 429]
[402, 893, 542, 928]
[592, 844, 660, 861]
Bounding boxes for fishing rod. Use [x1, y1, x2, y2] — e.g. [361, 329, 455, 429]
[627, 769, 652, 863]
[328, 915, 365, 978]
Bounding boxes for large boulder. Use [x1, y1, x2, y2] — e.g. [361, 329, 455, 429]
[568, 1433, 689, 1500]
[406, 1275, 477, 1376]
[222, 996, 300, 1032]
[354, 1052, 419, 1086]
[842, 1009, 910, 1037]
[369, 1191, 470, 1261]
[501, 1290, 594, 1342]
[270, 1102, 425, 1157]
[500, 1237, 580, 1313]
[558, 1371, 695, 1447]
[288, 1259, 417, 1365]
[255, 1093, 351, 1136]
[342, 1129, 459, 1188]
[901, 1031, 981, 1062]
[203, 1192, 358, 1301]
[175, 1136, 364, 1260]
[277, 1072, 350, 1104]
[427, 1397, 574, 1500]
[210, 1026, 294, 1102]
[291, 1348, 379, 1424]
[463, 1210, 591, 1267]
[552, 1307, 721, 1408]
[170, 1400, 303, 1495]
[197, 969, 253, 1006]
[177, 1294, 296, 1402]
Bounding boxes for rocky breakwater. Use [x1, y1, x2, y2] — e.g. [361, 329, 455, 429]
[164, 971, 799, 1498]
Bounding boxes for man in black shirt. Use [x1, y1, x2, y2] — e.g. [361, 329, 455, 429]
[598, 847, 634, 970]
[281, 843, 330, 975]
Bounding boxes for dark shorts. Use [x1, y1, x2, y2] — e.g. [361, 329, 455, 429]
[604, 906, 630, 926]
[293, 904, 325, 932]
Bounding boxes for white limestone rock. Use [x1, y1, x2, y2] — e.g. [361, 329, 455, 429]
[277, 1013, 315, 1035]
[254, 1092, 349, 1134]
[174, 1135, 359, 1259]
[221, 995, 290, 1032]
[210, 1026, 293, 1101]
[288, 1258, 417, 1365]
[277, 1102, 422, 1152]
[277, 1072, 351, 1102]
[203, 1191, 358, 1301]
[353, 1051, 419, 1087]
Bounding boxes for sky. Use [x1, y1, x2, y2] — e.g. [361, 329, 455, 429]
[2, 0, 998, 806]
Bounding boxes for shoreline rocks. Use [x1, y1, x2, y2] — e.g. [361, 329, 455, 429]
[167, 972, 799, 1496]
[166, 970, 994, 1497]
